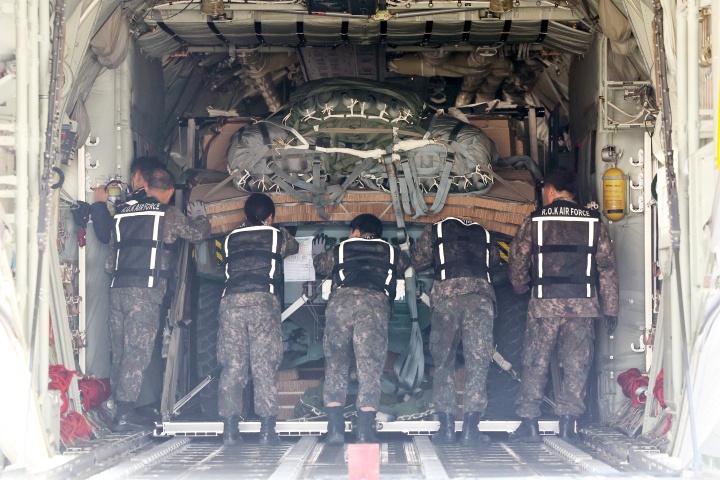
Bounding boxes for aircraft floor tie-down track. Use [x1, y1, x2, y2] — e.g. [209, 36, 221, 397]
[41, 422, 683, 479]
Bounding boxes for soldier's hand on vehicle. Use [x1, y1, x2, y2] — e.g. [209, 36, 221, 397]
[604, 315, 618, 335]
[93, 185, 108, 203]
[312, 234, 327, 256]
[187, 200, 207, 218]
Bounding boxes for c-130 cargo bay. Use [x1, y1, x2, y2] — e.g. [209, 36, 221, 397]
[1, 0, 718, 477]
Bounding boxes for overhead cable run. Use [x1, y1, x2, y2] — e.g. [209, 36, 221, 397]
[136, 17, 593, 58]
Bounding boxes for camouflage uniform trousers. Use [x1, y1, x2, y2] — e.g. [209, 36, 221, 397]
[217, 292, 283, 418]
[323, 288, 390, 410]
[515, 312, 595, 418]
[108, 290, 162, 403]
[430, 293, 494, 415]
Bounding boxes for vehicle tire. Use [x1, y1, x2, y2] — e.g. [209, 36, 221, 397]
[484, 282, 529, 419]
[196, 278, 224, 419]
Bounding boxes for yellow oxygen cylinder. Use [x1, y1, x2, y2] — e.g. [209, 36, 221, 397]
[602, 166, 626, 221]
[106, 183, 123, 216]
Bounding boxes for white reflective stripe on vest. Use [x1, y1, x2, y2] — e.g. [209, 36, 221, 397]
[485, 228, 491, 283]
[338, 240, 345, 282]
[586, 220, 596, 297]
[223, 224, 281, 294]
[268, 229, 278, 294]
[111, 210, 166, 288]
[385, 244, 395, 287]
[437, 220, 446, 280]
[532, 216, 599, 298]
[148, 214, 162, 288]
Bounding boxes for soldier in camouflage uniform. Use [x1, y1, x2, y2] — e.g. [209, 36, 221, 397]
[508, 169, 619, 442]
[106, 168, 211, 432]
[217, 193, 299, 446]
[313, 214, 410, 444]
[411, 218, 499, 445]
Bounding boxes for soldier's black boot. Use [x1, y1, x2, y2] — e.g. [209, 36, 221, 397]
[460, 412, 490, 445]
[222, 415, 242, 446]
[325, 406, 345, 446]
[112, 401, 148, 432]
[259, 416, 281, 446]
[558, 415, 577, 441]
[355, 410, 379, 443]
[431, 412, 457, 445]
[508, 418, 542, 443]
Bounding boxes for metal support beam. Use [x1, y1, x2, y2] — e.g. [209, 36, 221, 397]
[77, 145, 87, 372]
[643, 132, 654, 371]
[528, 106, 539, 171]
[15, 0, 30, 326]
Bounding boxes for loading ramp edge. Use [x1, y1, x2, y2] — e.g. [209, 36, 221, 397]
[33, 431, 154, 480]
[153, 420, 560, 437]
[84, 437, 190, 480]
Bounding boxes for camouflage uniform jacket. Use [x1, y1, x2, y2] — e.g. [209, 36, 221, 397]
[410, 224, 499, 309]
[509, 200, 619, 317]
[313, 238, 411, 301]
[106, 203, 212, 304]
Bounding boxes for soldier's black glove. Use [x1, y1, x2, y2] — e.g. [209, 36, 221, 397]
[312, 234, 327, 256]
[604, 315, 618, 335]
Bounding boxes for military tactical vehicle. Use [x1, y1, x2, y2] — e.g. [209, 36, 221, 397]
[0, 0, 718, 477]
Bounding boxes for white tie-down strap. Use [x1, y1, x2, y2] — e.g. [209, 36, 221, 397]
[281, 137, 438, 162]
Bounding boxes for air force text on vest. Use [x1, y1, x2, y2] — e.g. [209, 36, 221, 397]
[122, 202, 162, 213]
[540, 206, 591, 217]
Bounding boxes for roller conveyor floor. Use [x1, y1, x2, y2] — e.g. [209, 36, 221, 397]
[64, 431, 678, 479]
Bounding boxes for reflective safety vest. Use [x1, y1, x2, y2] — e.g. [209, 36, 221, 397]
[223, 225, 283, 297]
[111, 197, 172, 289]
[432, 217, 491, 282]
[530, 199, 601, 299]
[332, 237, 398, 299]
